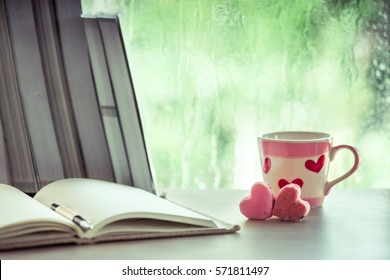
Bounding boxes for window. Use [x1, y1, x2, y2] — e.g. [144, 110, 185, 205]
[82, 0, 390, 190]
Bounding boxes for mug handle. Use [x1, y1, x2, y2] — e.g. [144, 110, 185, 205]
[325, 145, 360, 196]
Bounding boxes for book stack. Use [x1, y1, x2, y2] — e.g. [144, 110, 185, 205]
[0, 0, 153, 193]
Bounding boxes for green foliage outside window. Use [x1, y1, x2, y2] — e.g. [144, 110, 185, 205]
[82, 0, 390, 189]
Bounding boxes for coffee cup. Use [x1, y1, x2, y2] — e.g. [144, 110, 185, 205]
[258, 131, 360, 208]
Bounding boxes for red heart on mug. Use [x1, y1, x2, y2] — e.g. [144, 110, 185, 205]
[239, 182, 275, 220]
[263, 157, 271, 174]
[273, 184, 310, 222]
[278, 178, 303, 189]
[305, 155, 325, 173]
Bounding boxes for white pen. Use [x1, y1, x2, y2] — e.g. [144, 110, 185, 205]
[50, 203, 93, 232]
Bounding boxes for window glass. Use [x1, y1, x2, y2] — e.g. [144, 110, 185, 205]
[82, 0, 390, 190]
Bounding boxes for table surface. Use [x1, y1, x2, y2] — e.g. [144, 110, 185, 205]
[1, 188, 389, 260]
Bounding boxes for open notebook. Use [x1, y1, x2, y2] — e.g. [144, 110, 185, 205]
[0, 178, 239, 250]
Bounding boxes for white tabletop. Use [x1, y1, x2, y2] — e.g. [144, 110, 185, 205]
[1, 188, 389, 259]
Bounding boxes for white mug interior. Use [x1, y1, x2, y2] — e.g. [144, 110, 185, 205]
[261, 131, 332, 142]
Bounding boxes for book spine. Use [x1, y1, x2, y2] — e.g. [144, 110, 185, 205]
[0, 0, 39, 191]
[0, 114, 11, 185]
[0, 0, 25, 188]
[32, 0, 85, 179]
[54, 0, 115, 182]
[83, 17, 133, 186]
[96, 16, 154, 193]
[4, 0, 65, 188]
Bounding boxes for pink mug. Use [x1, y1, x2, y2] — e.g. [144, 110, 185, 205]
[258, 131, 360, 208]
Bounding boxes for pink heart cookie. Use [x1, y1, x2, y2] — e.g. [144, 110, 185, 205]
[273, 184, 310, 222]
[239, 182, 275, 220]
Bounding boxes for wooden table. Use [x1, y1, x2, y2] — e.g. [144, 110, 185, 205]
[0, 188, 389, 259]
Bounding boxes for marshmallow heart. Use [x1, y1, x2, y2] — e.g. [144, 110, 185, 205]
[239, 182, 275, 220]
[273, 184, 310, 222]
